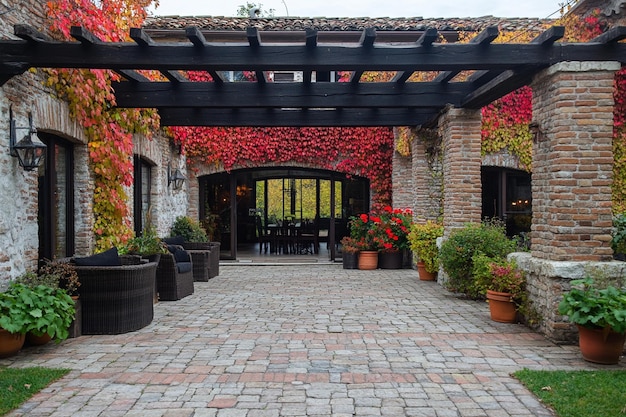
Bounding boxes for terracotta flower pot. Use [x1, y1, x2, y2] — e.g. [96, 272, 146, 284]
[486, 290, 517, 323]
[0, 328, 25, 358]
[26, 331, 52, 346]
[416, 261, 437, 281]
[358, 251, 379, 270]
[576, 325, 626, 365]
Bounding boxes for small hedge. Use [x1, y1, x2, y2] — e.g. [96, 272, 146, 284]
[170, 216, 208, 242]
[439, 220, 517, 299]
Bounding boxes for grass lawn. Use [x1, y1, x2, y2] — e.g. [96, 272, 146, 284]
[514, 369, 626, 417]
[0, 366, 70, 416]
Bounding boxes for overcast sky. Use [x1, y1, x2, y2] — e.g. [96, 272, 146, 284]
[148, 0, 570, 19]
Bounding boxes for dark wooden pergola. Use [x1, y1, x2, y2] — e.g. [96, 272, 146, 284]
[1, 24, 626, 126]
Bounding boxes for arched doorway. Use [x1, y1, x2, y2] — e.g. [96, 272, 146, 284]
[199, 167, 370, 260]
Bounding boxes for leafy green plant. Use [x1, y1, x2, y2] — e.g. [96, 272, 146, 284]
[171, 216, 209, 242]
[439, 220, 518, 298]
[408, 221, 444, 273]
[14, 271, 59, 290]
[611, 213, 626, 255]
[123, 224, 168, 256]
[558, 278, 626, 333]
[0, 283, 75, 341]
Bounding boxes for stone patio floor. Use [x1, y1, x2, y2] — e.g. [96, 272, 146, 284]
[2, 264, 625, 417]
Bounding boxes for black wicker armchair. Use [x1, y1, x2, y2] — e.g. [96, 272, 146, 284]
[156, 247, 194, 301]
[73, 260, 158, 335]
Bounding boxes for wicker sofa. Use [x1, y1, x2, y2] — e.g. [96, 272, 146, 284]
[72, 258, 158, 335]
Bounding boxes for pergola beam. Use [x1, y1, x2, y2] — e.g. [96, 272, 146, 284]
[113, 81, 473, 108]
[4, 25, 626, 73]
[158, 108, 438, 127]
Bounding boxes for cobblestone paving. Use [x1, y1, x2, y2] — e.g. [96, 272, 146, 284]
[3, 265, 624, 416]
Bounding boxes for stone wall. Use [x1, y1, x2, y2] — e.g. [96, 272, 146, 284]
[513, 252, 626, 342]
[0, 0, 49, 283]
[0, 1, 188, 285]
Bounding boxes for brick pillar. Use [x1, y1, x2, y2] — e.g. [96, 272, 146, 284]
[531, 62, 618, 262]
[439, 107, 483, 233]
[391, 129, 413, 209]
[187, 170, 199, 220]
[412, 132, 442, 222]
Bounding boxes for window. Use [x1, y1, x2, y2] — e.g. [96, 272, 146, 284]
[38, 133, 74, 260]
[133, 156, 152, 234]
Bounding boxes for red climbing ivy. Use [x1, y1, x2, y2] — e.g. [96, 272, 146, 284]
[171, 125, 394, 210]
[481, 86, 533, 170]
[45, 0, 159, 251]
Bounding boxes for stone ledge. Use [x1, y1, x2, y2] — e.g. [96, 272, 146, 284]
[511, 251, 626, 280]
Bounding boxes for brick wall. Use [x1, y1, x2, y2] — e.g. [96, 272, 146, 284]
[439, 107, 483, 233]
[531, 61, 618, 262]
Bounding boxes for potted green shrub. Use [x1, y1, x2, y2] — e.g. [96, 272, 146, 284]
[0, 282, 75, 356]
[472, 254, 526, 323]
[438, 220, 517, 298]
[558, 278, 626, 364]
[123, 224, 168, 263]
[408, 220, 443, 280]
[171, 216, 209, 244]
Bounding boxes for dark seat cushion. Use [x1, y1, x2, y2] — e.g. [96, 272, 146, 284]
[163, 236, 185, 246]
[173, 248, 191, 263]
[176, 262, 192, 274]
[74, 247, 121, 266]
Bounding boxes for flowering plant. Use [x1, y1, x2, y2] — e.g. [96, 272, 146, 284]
[348, 213, 384, 251]
[340, 236, 360, 254]
[472, 254, 525, 298]
[377, 206, 413, 252]
[348, 207, 413, 252]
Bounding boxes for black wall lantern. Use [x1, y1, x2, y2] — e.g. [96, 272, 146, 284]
[167, 162, 186, 190]
[9, 106, 46, 171]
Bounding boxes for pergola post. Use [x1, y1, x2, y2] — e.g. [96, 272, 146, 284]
[530, 61, 618, 262]
[512, 61, 621, 342]
[391, 128, 413, 209]
[439, 107, 483, 234]
[411, 130, 443, 223]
